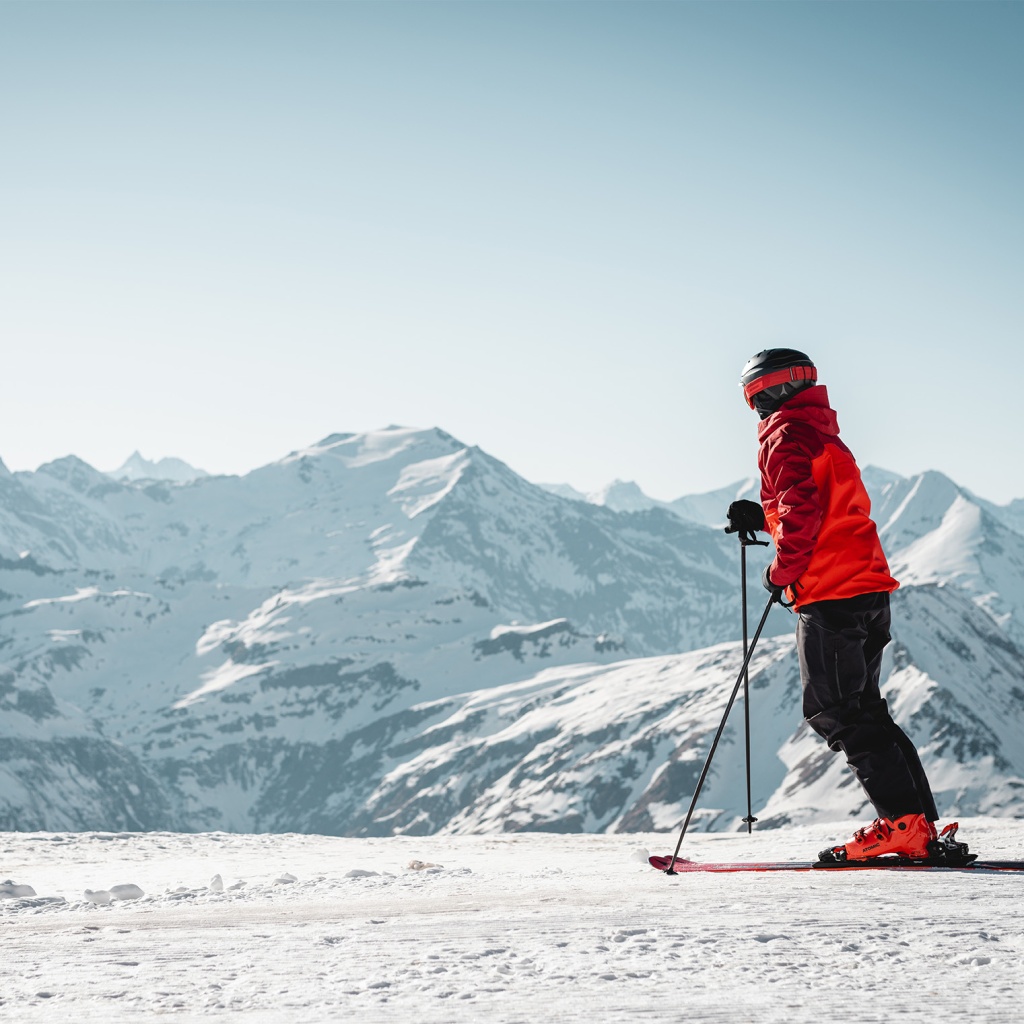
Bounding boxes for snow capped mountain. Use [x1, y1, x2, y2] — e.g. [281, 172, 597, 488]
[666, 478, 760, 528]
[537, 482, 589, 503]
[993, 497, 1024, 537]
[586, 480, 663, 513]
[539, 476, 762, 527]
[1, 429, 1022, 835]
[870, 469, 1024, 649]
[1, 427, 780, 832]
[108, 451, 209, 483]
[539, 479, 664, 513]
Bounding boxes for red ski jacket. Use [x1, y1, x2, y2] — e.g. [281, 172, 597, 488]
[757, 385, 898, 609]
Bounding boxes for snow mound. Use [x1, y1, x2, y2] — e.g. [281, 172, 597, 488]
[1, 880, 36, 898]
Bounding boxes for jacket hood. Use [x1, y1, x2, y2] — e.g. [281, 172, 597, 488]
[757, 385, 839, 443]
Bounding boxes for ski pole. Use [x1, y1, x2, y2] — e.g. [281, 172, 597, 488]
[663, 592, 776, 876]
[724, 518, 768, 836]
[739, 536, 767, 834]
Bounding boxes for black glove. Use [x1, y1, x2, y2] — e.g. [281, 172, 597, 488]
[762, 564, 785, 603]
[725, 500, 765, 543]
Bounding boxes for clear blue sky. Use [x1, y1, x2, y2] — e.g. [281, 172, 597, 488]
[1, 2, 1021, 500]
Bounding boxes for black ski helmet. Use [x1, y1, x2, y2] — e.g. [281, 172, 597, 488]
[740, 349, 817, 417]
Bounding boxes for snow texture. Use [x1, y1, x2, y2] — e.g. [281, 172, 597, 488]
[3, 824, 1023, 1023]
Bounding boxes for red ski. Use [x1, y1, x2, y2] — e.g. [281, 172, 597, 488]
[649, 854, 1024, 874]
[651, 822, 1024, 873]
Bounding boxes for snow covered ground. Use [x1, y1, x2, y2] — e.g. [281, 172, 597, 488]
[4, 822, 1023, 1023]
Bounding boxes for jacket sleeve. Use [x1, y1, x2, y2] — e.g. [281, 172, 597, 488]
[761, 425, 823, 588]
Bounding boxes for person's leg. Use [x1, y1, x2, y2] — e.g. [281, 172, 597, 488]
[857, 594, 939, 821]
[798, 592, 933, 820]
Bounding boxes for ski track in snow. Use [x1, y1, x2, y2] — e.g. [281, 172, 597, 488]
[3, 822, 1023, 1023]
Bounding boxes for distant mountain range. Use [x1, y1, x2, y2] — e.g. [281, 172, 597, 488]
[538, 477, 760, 527]
[107, 451, 209, 484]
[1, 428, 1022, 834]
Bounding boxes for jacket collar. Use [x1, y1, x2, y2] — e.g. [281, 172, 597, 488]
[757, 385, 839, 442]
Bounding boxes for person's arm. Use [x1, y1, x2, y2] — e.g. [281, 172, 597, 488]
[762, 425, 822, 588]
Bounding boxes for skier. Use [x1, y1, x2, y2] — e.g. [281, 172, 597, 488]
[730, 348, 941, 862]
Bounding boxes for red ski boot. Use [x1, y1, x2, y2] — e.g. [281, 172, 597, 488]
[819, 813, 938, 863]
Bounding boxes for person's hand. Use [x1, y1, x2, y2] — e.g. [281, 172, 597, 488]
[762, 564, 785, 603]
[725, 500, 765, 541]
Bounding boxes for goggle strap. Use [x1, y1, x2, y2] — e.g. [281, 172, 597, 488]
[743, 365, 817, 405]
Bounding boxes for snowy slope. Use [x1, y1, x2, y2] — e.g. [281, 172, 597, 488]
[0, 663, 174, 832]
[4, 824, 1024, 1024]
[246, 581, 1021, 838]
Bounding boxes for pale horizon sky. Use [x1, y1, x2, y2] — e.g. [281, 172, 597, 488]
[2, 2, 1022, 501]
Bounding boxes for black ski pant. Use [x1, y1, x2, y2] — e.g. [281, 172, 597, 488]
[797, 591, 938, 822]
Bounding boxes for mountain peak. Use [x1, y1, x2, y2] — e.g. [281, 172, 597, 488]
[278, 426, 465, 471]
[588, 480, 661, 512]
[37, 455, 118, 494]
[109, 452, 209, 484]
[667, 478, 759, 528]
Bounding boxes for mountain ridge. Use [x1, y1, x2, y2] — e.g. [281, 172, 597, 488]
[1, 426, 1022, 833]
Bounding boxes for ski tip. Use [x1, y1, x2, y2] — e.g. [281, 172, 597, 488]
[649, 854, 692, 873]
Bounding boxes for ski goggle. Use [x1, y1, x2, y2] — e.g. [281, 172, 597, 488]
[742, 365, 817, 408]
